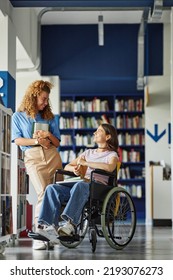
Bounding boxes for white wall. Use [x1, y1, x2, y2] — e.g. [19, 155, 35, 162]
[145, 23, 171, 224]
[12, 8, 38, 67]
[170, 8, 173, 228]
[145, 76, 171, 224]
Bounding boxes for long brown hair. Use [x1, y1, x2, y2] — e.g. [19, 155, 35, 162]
[101, 123, 119, 153]
[17, 80, 54, 119]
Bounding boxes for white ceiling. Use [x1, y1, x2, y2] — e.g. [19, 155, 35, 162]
[41, 10, 144, 24]
[39, 8, 171, 25]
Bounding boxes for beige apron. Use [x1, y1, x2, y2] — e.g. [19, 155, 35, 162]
[24, 145, 63, 224]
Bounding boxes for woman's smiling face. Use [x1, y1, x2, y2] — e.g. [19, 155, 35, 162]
[37, 91, 49, 111]
[93, 126, 107, 144]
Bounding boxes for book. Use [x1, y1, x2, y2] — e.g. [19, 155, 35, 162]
[56, 178, 83, 185]
[32, 122, 49, 133]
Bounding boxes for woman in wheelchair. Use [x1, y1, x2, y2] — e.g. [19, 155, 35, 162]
[35, 123, 119, 247]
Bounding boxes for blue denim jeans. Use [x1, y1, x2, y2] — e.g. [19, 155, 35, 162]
[38, 181, 90, 227]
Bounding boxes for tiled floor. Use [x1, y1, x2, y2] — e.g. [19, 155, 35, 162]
[0, 224, 173, 260]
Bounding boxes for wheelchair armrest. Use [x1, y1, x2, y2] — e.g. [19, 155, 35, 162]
[91, 168, 116, 178]
[90, 168, 117, 187]
[55, 169, 78, 177]
[54, 169, 78, 183]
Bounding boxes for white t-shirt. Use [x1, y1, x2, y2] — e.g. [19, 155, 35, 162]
[80, 148, 119, 184]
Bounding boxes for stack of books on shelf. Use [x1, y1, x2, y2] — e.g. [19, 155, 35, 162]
[60, 150, 76, 163]
[73, 98, 110, 112]
[116, 115, 144, 129]
[0, 112, 11, 154]
[115, 98, 143, 112]
[118, 133, 145, 146]
[118, 148, 141, 162]
[60, 115, 114, 130]
[61, 135, 73, 146]
[0, 154, 11, 194]
[17, 197, 26, 229]
[0, 196, 13, 236]
[61, 100, 74, 112]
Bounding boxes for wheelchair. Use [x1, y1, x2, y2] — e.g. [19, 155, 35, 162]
[28, 163, 136, 252]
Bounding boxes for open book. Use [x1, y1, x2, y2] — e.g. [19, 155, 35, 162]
[56, 177, 83, 185]
[56, 166, 88, 184]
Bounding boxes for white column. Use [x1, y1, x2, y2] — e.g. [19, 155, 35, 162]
[170, 8, 173, 229]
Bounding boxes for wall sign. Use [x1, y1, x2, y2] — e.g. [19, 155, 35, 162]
[146, 123, 171, 144]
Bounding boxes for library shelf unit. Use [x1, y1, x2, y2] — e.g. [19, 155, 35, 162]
[0, 104, 13, 254]
[59, 93, 145, 220]
[11, 144, 29, 238]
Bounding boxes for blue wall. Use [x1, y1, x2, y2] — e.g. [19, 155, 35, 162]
[0, 71, 15, 111]
[41, 23, 163, 94]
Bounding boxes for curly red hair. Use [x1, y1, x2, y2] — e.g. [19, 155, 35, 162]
[17, 80, 54, 120]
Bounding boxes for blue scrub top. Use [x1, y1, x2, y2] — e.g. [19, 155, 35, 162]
[11, 111, 61, 152]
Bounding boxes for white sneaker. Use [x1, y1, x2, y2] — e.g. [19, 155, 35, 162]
[36, 225, 59, 244]
[58, 222, 75, 236]
[32, 240, 47, 250]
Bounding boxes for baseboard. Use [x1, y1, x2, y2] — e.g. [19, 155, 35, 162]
[153, 219, 172, 227]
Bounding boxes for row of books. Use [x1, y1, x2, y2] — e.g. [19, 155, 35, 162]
[59, 149, 144, 165]
[118, 167, 144, 180]
[61, 98, 110, 112]
[118, 148, 142, 162]
[115, 98, 143, 112]
[118, 133, 145, 146]
[0, 196, 13, 236]
[0, 154, 11, 194]
[60, 148, 86, 163]
[59, 115, 114, 129]
[118, 184, 143, 198]
[61, 97, 143, 113]
[61, 134, 144, 147]
[61, 134, 94, 146]
[18, 148, 25, 160]
[116, 115, 144, 129]
[0, 109, 11, 154]
[60, 150, 76, 163]
[17, 196, 26, 230]
[75, 134, 93, 146]
[61, 135, 73, 146]
[18, 161, 29, 195]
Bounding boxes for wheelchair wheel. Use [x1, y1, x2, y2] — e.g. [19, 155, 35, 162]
[101, 187, 136, 250]
[60, 215, 88, 249]
[89, 228, 97, 253]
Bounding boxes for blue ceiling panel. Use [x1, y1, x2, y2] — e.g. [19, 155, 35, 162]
[9, 0, 173, 8]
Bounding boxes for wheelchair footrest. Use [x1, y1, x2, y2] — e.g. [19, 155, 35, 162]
[59, 234, 80, 242]
[28, 231, 50, 242]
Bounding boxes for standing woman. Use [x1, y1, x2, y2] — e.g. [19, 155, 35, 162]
[11, 80, 62, 248]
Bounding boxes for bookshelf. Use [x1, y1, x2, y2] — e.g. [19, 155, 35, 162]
[0, 104, 13, 254]
[11, 144, 29, 236]
[59, 93, 145, 220]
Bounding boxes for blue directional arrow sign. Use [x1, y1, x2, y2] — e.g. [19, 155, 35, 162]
[146, 124, 166, 142]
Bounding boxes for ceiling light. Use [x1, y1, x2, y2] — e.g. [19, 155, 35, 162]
[98, 15, 104, 46]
